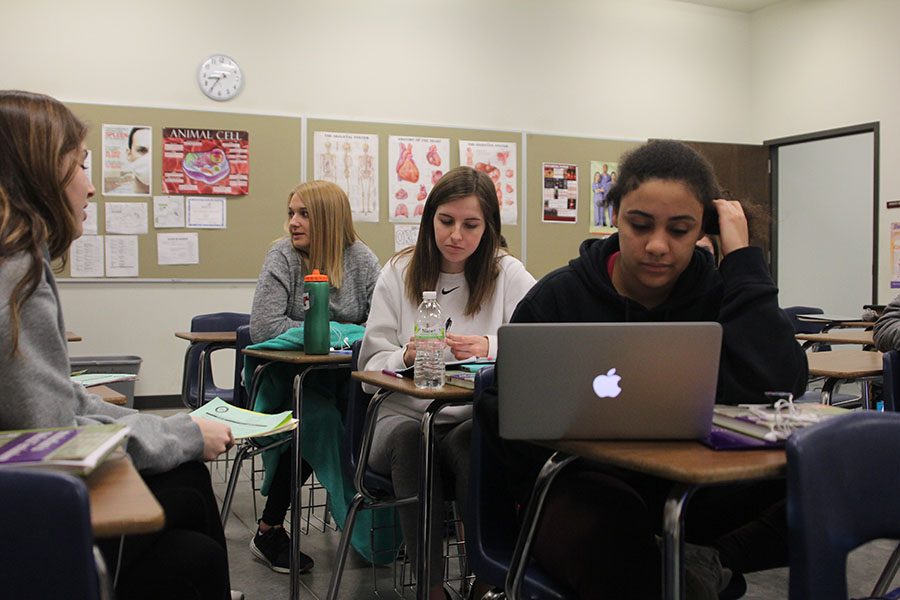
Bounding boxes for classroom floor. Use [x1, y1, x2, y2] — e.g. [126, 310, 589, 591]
[150, 409, 900, 599]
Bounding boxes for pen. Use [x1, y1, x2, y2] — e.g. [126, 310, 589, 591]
[445, 317, 452, 334]
[382, 369, 404, 379]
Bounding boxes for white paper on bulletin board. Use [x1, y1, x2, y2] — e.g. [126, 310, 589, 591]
[313, 131, 380, 222]
[459, 139, 518, 225]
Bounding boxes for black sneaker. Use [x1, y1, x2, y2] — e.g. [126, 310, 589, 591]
[249, 526, 314, 574]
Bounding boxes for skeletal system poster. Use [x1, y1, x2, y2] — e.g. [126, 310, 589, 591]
[313, 131, 379, 222]
[161, 128, 249, 195]
[459, 140, 517, 225]
[388, 136, 450, 223]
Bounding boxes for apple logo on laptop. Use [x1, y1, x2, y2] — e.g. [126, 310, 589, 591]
[592, 368, 622, 398]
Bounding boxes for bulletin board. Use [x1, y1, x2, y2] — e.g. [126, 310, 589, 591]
[306, 119, 523, 265]
[60, 102, 302, 280]
[525, 134, 643, 279]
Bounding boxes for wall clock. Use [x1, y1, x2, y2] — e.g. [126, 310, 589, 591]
[198, 54, 243, 101]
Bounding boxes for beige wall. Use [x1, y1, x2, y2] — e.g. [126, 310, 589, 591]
[10, 0, 889, 395]
[750, 0, 898, 303]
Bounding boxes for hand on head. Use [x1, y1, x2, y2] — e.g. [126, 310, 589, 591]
[191, 416, 235, 461]
[710, 199, 749, 256]
[445, 333, 489, 360]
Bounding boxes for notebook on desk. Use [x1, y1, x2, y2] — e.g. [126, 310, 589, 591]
[497, 322, 722, 440]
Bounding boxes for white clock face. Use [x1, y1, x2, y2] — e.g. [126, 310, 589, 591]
[198, 54, 243, 101]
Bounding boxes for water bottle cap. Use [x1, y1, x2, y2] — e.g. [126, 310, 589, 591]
[422, 291, 437, 300]
[304, 269, 329, 282]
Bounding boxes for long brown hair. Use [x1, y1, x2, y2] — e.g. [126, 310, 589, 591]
[283, 180, 359, 289]
[0, 90, 87, 354]
[399, 166, 503, 316]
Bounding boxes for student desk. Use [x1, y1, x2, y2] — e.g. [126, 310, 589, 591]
[87, 384, 127, 406]
[240, 348, 351, 600]
[795, 314, 875, 332]
[174, 331, 238, 408]
[351, 371, 474, 600]
[806, 349, 883, 406]
[795, 329, 875, 351]
[66, 331, 82, 342]
[86, 455, 165, 537]
[507, 441, 786, 600]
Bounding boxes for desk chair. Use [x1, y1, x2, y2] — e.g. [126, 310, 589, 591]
[326, 340, 412, 600]
[0, 469, 112, 600]
[783, 305, 826, 336]
[181, 311, 249, 409]
[467, 366, 572, 600]
[882, 350, 900, 412]
[786, 411, 900, 600]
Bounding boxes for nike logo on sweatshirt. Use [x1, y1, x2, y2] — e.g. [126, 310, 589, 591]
[441, 286, 460, 295]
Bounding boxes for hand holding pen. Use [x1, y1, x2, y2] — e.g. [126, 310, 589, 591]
[445, 316, 489, 360]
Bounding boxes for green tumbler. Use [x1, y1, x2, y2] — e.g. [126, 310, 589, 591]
[303, 269, 330, 354]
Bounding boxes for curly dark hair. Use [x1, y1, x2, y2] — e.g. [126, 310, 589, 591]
[606, 140, 721, 216]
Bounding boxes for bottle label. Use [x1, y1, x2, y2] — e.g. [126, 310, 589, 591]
[413, 324, 445, 339]
[303, 291, 310, 311]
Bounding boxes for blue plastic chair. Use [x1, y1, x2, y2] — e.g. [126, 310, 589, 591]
[326, 340, 407, 600]
[882, 350, 900, 413]
[786, 411, 900, 600]
[783, 305, 827, 335]
[467, 366, 573, 600]
[180, 312, 250, 409]
[0, 469, 112, 599]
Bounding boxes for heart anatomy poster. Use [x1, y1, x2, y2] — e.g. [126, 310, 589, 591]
[459, 140, 518, 225]
[388, 135, 450, 223]
[161, 128, 249, 195]
[313, 131, 380, 222]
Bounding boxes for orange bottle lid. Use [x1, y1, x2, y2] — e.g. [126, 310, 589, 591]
[304, 269, 329, 282]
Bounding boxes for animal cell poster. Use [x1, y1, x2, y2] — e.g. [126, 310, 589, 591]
[542, 163, 578, 223]
[388, 136, 450, 223]
[313, 131, 380, 223]
[589, 160, 619, 235]
[102, 124, 152, 197]
[161, 128, 249, 195]
[459, 140, 518, 225]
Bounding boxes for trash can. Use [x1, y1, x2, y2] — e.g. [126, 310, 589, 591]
[69, 355, 142, 408]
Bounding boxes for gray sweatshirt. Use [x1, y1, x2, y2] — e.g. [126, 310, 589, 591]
[0, 252, 203, 473]
[874, 292, 900, 351]
[249, 238, 381, 343]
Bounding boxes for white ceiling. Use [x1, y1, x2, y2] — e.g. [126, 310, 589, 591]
[673, 0, 783, 12]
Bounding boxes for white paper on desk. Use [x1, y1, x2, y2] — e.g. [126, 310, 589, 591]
[83, 202, 98, 235]
[153, 195, 185, 228]
[186, 196, 226, 229]
[69, 235, 104, 277]
[157, 232, 199, 265]
[105, 201, 148, 234]
[105, 235, 139, 277]
[394, 224, 419, 251]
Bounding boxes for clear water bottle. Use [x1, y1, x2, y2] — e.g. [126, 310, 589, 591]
[414, 291, 445, 389]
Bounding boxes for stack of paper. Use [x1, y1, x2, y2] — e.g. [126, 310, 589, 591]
[189, 397, 298, 439]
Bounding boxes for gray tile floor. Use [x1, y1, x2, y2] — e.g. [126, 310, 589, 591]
[153, 409, 900, 599]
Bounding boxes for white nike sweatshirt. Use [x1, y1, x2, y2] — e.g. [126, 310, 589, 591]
[359, 252, 536, 423]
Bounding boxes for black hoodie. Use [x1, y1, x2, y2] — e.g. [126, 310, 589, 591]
[512, 234, 808, 405]
[479, 234, 808, 503]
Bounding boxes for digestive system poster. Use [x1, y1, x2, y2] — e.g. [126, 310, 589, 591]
[388, 136, 450, 223]
[460, 140, 517, 225]
[313, 131, 379, 222]
[161, 128, 249, 195]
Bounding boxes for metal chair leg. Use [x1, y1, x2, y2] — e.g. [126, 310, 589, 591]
[220, 443, 251, 527]
[325, 492, 367, 600]
[872, 541, 900, 597]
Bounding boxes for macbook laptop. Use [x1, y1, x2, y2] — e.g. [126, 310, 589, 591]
[497, 322, 722, 440]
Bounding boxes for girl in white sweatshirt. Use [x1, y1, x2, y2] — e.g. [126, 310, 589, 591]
[359, 166, 535, 599]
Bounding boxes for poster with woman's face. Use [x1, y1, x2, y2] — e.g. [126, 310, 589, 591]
[102, 124, 152, 196]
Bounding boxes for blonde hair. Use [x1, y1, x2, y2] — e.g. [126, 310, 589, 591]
[284, 180, 358, 289]
[0, 90, 87, 355]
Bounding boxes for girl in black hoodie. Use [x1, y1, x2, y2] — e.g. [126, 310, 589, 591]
[483, 140, 808, 599]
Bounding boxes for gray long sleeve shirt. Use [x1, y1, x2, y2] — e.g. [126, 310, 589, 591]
[0, 252, 203, 473]
[249, 238, 381, 343]
[874, 292, 900, 351]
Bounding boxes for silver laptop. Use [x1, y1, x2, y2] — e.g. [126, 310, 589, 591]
[498, 322, 722, 440]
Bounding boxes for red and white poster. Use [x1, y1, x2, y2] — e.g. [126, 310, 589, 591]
[162, 128, 249, 195]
